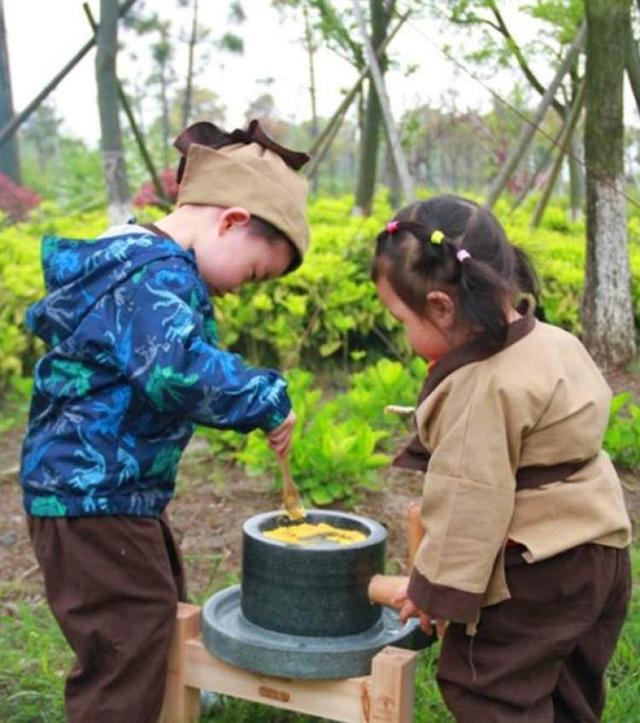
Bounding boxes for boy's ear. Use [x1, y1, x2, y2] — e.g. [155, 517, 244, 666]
[426, 290, 455, 329]
[218, 206, 251, 235]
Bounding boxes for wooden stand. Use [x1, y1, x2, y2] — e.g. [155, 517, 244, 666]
[159, 603, 418, 723]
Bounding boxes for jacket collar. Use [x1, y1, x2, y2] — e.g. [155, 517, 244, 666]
[392, 314, 536, 472]
[424, 314, 536, 398]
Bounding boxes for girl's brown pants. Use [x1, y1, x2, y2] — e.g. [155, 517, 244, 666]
[437, 544, 631, 723]
[27, 513, 186, 723]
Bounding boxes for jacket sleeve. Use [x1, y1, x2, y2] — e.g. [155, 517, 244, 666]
[408, 375, 521, 624]
[110, 259, 291, 433]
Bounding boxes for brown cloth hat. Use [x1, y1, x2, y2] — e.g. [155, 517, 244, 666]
[174, 120, 310, 264]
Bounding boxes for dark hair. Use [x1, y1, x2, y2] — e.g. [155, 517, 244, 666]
[249, 215, 300, 273]
[371, 195, 540, 347]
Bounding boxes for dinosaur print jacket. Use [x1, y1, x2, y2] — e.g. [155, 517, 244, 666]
[20, 226, 291, 518]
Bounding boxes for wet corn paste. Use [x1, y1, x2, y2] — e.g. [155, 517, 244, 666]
[264, 522, 367, 546]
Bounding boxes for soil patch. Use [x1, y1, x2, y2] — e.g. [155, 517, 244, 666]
[2, 423, 639, 614]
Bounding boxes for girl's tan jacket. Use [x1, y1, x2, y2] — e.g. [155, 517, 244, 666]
[402, 316, 632, 628]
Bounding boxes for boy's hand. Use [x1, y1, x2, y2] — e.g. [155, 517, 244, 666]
[391, 581, 448, 638]
[266, 410, 296, 457]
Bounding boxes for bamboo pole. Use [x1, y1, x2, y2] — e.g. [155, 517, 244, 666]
[353, 0, 413, 201]
[485, 23, 586, 209]
[531, 79, 586, 227]
[305, 103, 349, 180]
[305, 12, 409, 175]
[0, 0, 138, 149]
[625, 21, 640, 115]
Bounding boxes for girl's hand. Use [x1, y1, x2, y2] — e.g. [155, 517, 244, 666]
[266, 410, 296, 457]
[391, 582, 448, 639]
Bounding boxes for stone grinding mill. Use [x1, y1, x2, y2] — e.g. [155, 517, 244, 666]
[159, 505, 430, 722]
[202, 508, 431, 679]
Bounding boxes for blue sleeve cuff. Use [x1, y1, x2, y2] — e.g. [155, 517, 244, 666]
[260, 386, 292, 432]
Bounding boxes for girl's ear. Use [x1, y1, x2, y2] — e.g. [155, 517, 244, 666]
[426, 290, 456, 330]
[218, 206, 251, 235]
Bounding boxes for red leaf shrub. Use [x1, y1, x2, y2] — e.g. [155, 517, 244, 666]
[0, 173, 41, 221]
[133, 167, 179, 208]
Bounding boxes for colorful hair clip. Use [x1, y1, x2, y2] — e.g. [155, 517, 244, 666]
[457, 249, 472, 263]
[386, 221, 400, 234]
[430, 230, 445, 244]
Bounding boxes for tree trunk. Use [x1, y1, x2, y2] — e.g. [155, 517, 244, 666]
[0, 0, 20, 183]
[0, 0, 137, 151]
[96, 0, 131, 224]
[582, 0, 635, 369]
[182, 0, 198, 129]
[353, 0, 387, 216]
[303, 4, 319, 195]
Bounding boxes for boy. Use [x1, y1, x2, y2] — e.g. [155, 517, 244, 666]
[20, 120, 309, 722]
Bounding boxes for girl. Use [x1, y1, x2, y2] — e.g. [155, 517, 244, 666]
[373, 195, 632, 722]
[21, 120, 308, 723]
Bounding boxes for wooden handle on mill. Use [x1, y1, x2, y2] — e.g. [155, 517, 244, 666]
[407, 502, 425, 570]
[368, 574, 409, 608]
[367, 502, 426, 608]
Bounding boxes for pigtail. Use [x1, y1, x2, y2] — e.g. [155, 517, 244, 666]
[455, 253, 511, 346]
[511, 245, 545, 320]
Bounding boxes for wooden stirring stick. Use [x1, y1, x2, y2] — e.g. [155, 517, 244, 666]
[278, 455, 306, 521]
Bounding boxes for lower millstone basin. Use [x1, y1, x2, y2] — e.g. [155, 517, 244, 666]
[263, 520, 368, 547]
[242, 510, 385, 637]
[201, 509, 432, 679]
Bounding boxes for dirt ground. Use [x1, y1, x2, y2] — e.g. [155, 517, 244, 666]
[0, 430, 428, 612]
[1, 429, 639, 616]
[3, 364, 640, 612]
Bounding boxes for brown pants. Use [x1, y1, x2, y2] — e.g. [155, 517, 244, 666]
[437, 544, 631, 722]
[28, 514, 186, 723]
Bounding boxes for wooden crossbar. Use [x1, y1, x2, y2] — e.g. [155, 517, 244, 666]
[159, 603, 418, 723]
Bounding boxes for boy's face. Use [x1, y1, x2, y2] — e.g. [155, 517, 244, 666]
[194, 207, 294, 296]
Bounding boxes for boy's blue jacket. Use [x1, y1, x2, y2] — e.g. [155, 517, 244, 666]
[20, 228, 291, 518]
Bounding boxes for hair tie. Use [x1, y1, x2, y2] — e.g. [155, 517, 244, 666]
[457, 249, 472, 263]
[430, 230, 445, 244]
[386, 221, 400, 234]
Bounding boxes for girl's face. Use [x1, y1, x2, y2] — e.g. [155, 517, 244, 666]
[376, 275, 453, 362]
[193, 208, 293, 296]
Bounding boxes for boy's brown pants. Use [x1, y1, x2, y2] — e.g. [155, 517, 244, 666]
[28, 513, 186, 723]
[437, 544, 631, 723]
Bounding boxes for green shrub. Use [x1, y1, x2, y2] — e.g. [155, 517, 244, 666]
[235, 368, 390, 506]
[3, 195, 640, 398]
[604, 393, 640, 470]
[207, 359, 427, 507]
[336, 356, 427, 432]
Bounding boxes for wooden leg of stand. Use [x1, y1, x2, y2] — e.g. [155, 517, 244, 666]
[159, 603, 202, 723]
[367, 647, 417, 723]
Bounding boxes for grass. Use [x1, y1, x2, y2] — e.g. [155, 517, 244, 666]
[1, 547, 638, 723]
